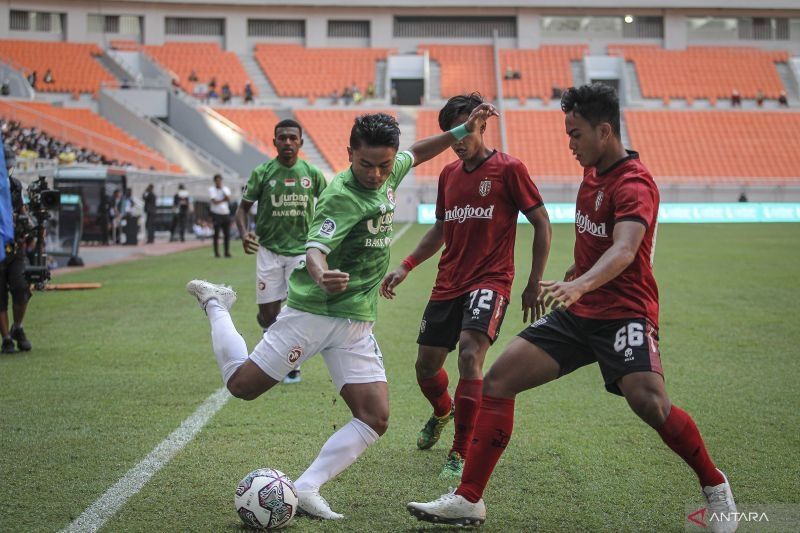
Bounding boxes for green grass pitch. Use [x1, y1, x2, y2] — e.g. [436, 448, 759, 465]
[1, 223, 798, 532]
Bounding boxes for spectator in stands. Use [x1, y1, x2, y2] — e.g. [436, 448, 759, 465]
[1, 81, 9, 97]
[208, 77, 217, 91]
[193, 81, 208, 103]
[244, 83, 254, 104]
[551, 86, 563, 99]
[330, 89, 339, 105]
[366, 82, 375, 99]
[504, 67, 521, 80]
[209, 174, 232, 258]
[26, 71, 36, 89]
[171, 184, 190, 242]
[353, 86, 363, 105]
[207, 87, 219, 101]
[778, 91, 789, 107]
[731, 89, 742, 108]
[342, 85, 352, 105]
[43, 69, 54, 85]
[221, 83, 232, 104]
[738, 192, 748, 203]
[756, 89, 765, 108]
[143, 183, 157, 244]
[189, 69, 199, 82]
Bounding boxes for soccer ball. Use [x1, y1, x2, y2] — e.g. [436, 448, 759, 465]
[235, 468, 298, 529]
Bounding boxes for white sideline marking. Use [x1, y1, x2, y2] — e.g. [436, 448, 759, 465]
[61, 388, 230, 533]
[62, 223, 415, 532]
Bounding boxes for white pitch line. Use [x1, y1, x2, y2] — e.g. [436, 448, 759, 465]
[62, 222, 416, 532]
[61, 387, 230, 533]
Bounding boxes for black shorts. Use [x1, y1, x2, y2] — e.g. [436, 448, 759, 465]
[0, 252, 30, 311]
[417, 289, 509, 352]
[518, 308, 663, 395]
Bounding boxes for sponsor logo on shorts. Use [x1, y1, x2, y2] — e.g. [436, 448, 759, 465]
[419, 319, 426, 333]
[319, 218, 336, 238]
[258, 281, 266, 291]
[287, 346, 303, 364]
[530, 316, 548, 328]
[471, 308, 481, 319]
[300, 177, 312, 188]
[479, 179, 492, 197]
[624, 347, 634, 362]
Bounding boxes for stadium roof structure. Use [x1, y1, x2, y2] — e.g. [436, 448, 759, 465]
[102, 0, 800, 8]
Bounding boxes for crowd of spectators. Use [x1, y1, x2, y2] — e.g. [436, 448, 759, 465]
[0, 118, 133, 168]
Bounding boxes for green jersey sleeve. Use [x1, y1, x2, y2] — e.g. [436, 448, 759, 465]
[390, 150, 415, 189]
[312, 167, 327, 197]
[305, 192, 361, 255]
[242, 166, 263, 203]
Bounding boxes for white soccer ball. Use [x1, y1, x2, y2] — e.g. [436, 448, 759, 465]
[234, 468, 298, 530]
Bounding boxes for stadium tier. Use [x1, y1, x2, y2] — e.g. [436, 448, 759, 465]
[625, 110, 800, 183]
[0, 40, 117, 94]
[0, 100, 182, 172]
[143, 42, 255, 97]
[253, 44, 391, 98]
[414, 110, 580, 183]
[212, 107, 309, 160]
[500, 46, 587, 102]
[294, 109, 395, 174]
[422, 45, 496, 100]
[609, 45, 789, 101]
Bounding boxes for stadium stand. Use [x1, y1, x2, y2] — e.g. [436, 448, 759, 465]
[609, 45, 789, 101]
[143, 42, 255, 97]
[625, 110, 800, 183]
[414, 110, 580, 182]
[212, 107, 310, 160]
[254, 44, 391, 98]
[500, 46, 587, 102]
[0, 100, 182, 172]
[422, 45, 496, 100]
[294, 109, 395, 173]
[0, 40, 117, 94]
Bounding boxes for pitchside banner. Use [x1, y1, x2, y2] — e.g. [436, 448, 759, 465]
[417, 203, 800, 224]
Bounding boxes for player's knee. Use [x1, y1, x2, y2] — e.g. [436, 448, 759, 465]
[482, 367, 515, 398]
[361, 412, 389, 436]
[227, 377, 259, 401]
[628, 390, 670, 427]
[457, 347, 484, 375]
[414, 357, 439, 379]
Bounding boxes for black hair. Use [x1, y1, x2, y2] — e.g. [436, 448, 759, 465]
[560, 83, 621, 138]
[274, 119, 303, 137]
[438, 92, 484, 131]
[349, 113, 400, 150]
[213, 174, 222, 181]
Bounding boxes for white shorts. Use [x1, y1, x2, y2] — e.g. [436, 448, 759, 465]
[249, 307, 386, 392]
[256, 247, 305, 304]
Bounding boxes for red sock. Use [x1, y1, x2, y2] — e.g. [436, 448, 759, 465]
[657, 406, 724, 487]
[450, 378, 484, 458]
[418, 368, 452, 417]
[456, 395, 514, 503]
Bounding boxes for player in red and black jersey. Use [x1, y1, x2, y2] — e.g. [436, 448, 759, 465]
[381, 93, 551, 480]
[407, 84, 738, 533]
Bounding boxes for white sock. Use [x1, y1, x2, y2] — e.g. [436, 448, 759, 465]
[294, 418, 379, 492]
[206, 299, 248, 385]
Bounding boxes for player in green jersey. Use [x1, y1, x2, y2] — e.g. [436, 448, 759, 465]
[234, 119, 327, 384]
[187, 105, 498, 520]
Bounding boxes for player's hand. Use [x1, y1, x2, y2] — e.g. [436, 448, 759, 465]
[464, 103, 499, 134]
[317, 269, 349, 295]
[521, 281, 545, 323]
[563, 264, 576, 281]
[538, 280, 585, 310]
[242, 232, 259, 254]
[380, 265, 410, 299]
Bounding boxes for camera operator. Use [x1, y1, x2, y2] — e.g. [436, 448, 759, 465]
[1, 147, 31, 353]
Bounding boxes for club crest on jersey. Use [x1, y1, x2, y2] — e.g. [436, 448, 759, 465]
[479, 179, 492, 197]
[287, 346, 303, 364]
[595, 190, 604, 211]
[300, 177, 312, 189]
[386, 187, 396, 206]
[319, 218, 336, 238]
[284, 178, 296, 187]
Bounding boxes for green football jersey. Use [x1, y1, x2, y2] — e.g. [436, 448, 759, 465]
[287, 150, 415, 322]
[243, 158, 327, 256]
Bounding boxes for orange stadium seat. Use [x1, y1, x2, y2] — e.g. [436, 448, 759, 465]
[625, 110, 800, 183]
[212, 107, 308, 160]
[609, 45, 789, 100]
[294, 109, 395, 174]
[0, 100, 182, 173]
[415, 110, 580, 183]
[254, 45, 391, 98]
[143, 42, 255, 97]
[0, 40, 117, 94]
[500, 46, 586, 101]
[422, 45, 496, 100]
